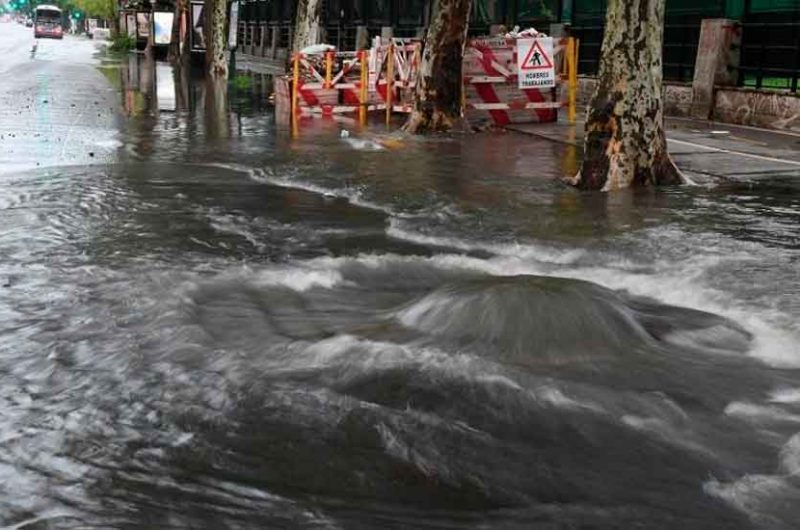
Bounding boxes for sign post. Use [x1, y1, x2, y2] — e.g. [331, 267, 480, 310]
[228, 0, 239, 73]
[517, 37, 556, 90]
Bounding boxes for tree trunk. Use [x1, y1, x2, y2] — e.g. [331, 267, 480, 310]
[204, 0, 228, 77]
[204, 76, 230, 139]
[108, 16, 119, 38]
[169, 0, 188, 64]
[292, 0, 323, 54]
[402, 0, 472, 134]
[570, 0, 684, 191]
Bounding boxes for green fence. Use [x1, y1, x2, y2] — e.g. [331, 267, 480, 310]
[236, 0, 800, 91]
[738, 0, 800, 90]
[570, 1, 727, 81]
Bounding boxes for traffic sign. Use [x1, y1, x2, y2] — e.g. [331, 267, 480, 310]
[517, 38, 556, 89]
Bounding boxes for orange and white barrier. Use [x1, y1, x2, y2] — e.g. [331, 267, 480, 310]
[288, 49, 373, 124]
[279, 35, 578, 129]
[373, 38, 421, 123]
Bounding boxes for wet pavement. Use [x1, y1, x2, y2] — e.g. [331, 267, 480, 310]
[511, 117, 800, 180]
[1, 21, 800, 530]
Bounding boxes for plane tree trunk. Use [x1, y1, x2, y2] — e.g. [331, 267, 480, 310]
[204, 0, 228, 77]
[292, 0, 323, 54]
[402, 0, 472, 134]
[569, 0, 684, 190]
[169, 0, 189, 65]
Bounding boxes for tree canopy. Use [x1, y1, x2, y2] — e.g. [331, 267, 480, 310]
[71, 0, 115, 19]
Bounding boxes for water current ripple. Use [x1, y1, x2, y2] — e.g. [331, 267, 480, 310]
[1, 69, 799, 528]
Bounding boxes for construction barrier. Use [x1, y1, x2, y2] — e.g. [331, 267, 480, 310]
[463, 36, 579, 127]
[277, 35, 578, 128]
[372, 38, 422, 124]
[288, 49, 371, 124]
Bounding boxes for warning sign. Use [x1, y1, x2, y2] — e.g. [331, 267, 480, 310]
[517, 38, 555, 89]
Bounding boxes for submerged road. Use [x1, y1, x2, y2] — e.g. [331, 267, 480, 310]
[0, 23, 119, 174]
[1, 20, 800, 530]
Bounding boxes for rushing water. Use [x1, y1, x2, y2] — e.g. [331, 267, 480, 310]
[1, 54, 799, 529]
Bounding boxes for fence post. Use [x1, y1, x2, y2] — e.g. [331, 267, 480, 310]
[386, 42, 394, 125]
[567, 37, 578, 124]
[325, 51, 333, 89]
[359, 50, 368, 125]
[291, 53, 300, 127]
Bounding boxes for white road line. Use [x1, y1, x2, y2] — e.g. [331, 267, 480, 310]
[669, 138, 800, 168]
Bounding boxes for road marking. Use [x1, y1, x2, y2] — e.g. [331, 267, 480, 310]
[669, 138, 800, 168]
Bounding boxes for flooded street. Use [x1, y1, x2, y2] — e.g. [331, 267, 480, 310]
[1, 23, 800, 529]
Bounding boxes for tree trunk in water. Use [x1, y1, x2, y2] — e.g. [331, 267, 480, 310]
[292, 0, 323, 54]
[402, 0, 472, 134]
[169, 0, 188, 64]
[204, 76, 230, 139]
[570, 0, 684, 191]
[204, 0, 228, 77]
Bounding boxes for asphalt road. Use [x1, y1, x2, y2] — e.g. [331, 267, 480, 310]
[0, 22, 121, 174]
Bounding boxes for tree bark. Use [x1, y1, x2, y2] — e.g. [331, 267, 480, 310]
[204, 76, 230, 139]
[402, 0, 472, 134]
[204, 0, 228, 78]
[570, 0, 684, 191]
[292, 0, 323, 54]
[169, 0, 188, 65]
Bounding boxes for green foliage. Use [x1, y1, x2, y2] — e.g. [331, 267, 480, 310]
[230, 75, 253, 90]
[108, 34, 135, 52]
[743, 75, 799, 90]
[71, 0, 115, 19]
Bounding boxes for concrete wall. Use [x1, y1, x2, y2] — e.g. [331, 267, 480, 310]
[714, 88, 800, 132]
[577, 75, 800, 132]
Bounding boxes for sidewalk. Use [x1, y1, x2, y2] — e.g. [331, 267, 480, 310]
[508, 117, 800, 180]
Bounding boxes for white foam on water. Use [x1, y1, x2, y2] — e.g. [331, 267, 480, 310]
[704, 474, 795, 516]
[297, 334, 481, 378]
[724, 402, 800, 424]
[375, 422, 447, 480]
[474, 374, 523, 391]
[387, 219, 586, 265]
[779, 433, 800, 476]
[251, 266, 345, 292]
[704, 431, 800, 526]
[201, 162, 396, 216]
[769, 388, 800, 404]
[206, 210, 267, 250]
[341, 137, 386, 151]
[535, 386, 605, 413]
[183, 260, 347, 294]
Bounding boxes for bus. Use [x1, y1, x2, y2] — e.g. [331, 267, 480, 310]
[34, 4, 63, 39]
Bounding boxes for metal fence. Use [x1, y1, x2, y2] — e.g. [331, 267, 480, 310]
[235, 0, 800, 93]
[737, 9, 800, 91]
[569, 1, 726, 82]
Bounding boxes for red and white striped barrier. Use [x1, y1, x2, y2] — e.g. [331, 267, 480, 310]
[463, 36, 578, 127]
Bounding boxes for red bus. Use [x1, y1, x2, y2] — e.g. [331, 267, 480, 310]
[34, 5, 63, 39]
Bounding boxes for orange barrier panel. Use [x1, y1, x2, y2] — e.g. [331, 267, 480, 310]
[286, 50, 375, 120]
[374, 38, 421, 116]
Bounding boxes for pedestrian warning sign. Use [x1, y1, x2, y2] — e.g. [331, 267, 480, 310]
[517, 38, 555, 89]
